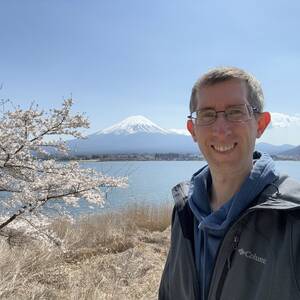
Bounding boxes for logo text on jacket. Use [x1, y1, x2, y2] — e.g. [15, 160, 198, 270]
[238, 248, 267, 265]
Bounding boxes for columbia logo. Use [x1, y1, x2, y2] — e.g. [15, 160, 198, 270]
[238, 248, 267, 265]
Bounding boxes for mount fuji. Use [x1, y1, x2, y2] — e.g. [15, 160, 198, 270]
[67, 115, 199, 155]
[95, 115, 170, 135]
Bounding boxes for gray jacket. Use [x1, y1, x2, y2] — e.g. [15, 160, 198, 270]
[159, 174, 300, 300]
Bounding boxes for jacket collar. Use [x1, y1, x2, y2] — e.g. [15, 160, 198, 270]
[172, 174, 300, 211]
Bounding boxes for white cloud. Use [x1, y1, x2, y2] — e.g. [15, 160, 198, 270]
[269, 112, 300, 128]
[168, 128, 190, 136]
[259, 112, 300, 146]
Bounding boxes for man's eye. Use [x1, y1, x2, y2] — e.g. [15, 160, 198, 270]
[199, 111, 215, 119]
[227, 109, 244, 116]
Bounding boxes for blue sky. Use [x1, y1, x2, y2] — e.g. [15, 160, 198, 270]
[1, 0, 300, 144]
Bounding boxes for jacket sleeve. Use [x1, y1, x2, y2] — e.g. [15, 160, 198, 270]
[158, 206, 176, 300]
[291, 211, 300, 296]
[158, 203, 199, 300]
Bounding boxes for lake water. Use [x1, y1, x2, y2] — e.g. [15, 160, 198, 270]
[76, 160, 300, 213]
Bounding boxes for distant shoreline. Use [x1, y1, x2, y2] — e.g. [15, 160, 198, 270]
[73, 157, 300, 162]
[272, 157, 300, 161]
[53, 153, 300, 162]
[58, 153, 205, 162]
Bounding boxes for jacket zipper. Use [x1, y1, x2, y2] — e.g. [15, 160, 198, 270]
[227, 234, 240, 269]
[207, 204, 266, 300]
[207, 198, 285, 300]
[215, 232, 241, 300]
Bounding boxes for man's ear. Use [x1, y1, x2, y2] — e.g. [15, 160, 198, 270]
[256, 112, 271, 138]
[187, 120, 197, 142]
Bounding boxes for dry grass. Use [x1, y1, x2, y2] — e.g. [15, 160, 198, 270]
[0, 203, 172, 299]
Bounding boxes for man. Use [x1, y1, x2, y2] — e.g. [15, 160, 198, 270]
[159, 67, 300, 300]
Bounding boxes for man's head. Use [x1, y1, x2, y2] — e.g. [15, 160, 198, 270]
[189, 66, 264, 114]
[187, 66, 271, 174]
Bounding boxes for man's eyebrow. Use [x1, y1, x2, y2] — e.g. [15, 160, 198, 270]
[195, 106, 215, 110]
[197, 103, 247, 110]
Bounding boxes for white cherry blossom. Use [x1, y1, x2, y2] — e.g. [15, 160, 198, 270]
[0, 99, 127, 232]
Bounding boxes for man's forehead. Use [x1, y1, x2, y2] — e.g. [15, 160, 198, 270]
[199, 78, 247, 93]
[196, 79, 249, 106]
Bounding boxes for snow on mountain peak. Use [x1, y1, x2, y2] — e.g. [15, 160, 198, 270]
[97, 115, 170, 135]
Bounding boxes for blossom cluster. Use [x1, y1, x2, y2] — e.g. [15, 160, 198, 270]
[0, 99, 127, 232]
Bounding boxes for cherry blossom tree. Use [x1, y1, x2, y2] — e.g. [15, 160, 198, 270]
[0, 99, 127, 233]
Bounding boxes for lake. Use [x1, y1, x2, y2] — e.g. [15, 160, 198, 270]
[76, 160, 300, 213]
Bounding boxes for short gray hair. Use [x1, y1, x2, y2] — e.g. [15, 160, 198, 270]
[189, 66, 264, 113]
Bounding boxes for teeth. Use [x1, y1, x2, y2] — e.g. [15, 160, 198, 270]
[213, 144, 235, 152]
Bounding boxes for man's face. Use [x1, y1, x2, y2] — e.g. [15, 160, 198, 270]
[188, 79, 269, 173]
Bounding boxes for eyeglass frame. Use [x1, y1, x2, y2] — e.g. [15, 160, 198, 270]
[187, 104, 261, 126]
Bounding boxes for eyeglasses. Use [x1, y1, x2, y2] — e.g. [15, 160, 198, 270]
[188, 104, 260, 126]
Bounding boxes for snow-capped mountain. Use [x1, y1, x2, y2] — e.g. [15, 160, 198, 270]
[67, 115, 198, 155]
[94, 115, 170, 135]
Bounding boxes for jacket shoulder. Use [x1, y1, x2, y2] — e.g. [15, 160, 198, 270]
[275, 174, 300, 203]
[255, 174, 300, 210]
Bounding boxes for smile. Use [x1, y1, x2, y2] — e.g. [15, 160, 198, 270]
[211, 143, 237, 152]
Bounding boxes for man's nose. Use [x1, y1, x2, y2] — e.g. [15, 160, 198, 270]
[211, 112, 232, 136]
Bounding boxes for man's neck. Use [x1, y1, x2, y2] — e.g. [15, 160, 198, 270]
[209, 165, 252, 211]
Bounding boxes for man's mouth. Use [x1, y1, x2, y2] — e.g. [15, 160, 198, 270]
[211, 143, 237, 153]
